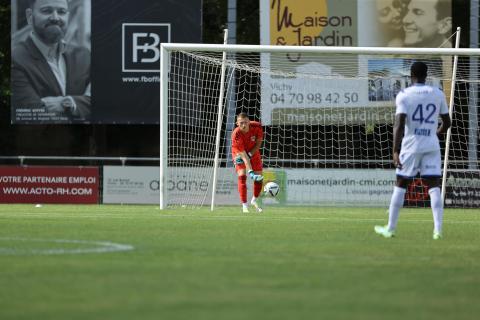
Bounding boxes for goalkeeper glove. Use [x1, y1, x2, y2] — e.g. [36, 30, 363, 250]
[234, 155, 244, 165]
[248, 170, 264, 182]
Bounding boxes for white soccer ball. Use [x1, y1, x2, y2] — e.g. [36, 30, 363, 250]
[264, 181, 280, 197]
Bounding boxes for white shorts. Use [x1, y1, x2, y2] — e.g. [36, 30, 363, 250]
[396, 150, 442, 178]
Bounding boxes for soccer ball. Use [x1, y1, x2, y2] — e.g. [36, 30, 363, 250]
[264, 181, 280, 197]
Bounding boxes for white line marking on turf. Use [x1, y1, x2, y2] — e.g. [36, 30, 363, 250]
[0, 212, 479, 224]
[0, 237, 134, 256]
[152, 214, 480, 225]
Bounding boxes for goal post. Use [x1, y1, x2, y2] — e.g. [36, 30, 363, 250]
[159, 43, 168, 210]
[211, 30, 230, 211]
[160, 43, 480, 209]
[441, 27, 462, 202]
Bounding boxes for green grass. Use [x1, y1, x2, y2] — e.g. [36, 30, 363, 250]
[0, 204, 479, 320]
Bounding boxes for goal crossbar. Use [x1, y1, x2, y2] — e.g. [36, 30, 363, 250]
[161, 43, 480, 56]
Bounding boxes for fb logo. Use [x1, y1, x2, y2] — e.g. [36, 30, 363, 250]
[122, 23, 170, 72]
[133, 33, 160, 63]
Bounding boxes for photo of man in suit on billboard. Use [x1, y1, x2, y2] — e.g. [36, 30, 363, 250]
[11, 0, 91, 123]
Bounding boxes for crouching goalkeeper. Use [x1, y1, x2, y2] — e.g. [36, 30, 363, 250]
[231, 112, 264, 213]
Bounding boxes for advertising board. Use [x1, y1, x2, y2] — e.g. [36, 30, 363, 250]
[0, 166, 99, 204]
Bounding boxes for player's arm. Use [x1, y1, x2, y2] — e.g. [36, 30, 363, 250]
[236, 150, 253, 171]
[437, 92, 451, 135]
[393, 113, 406, 169]
[235, 151, 263, 181]
[437, 114, 451, 135]
[248, 137, 263, 158]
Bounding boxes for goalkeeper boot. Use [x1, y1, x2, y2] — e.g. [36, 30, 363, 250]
[242, 203, 249, 213]
[374, 225, 395, 238]
[433, 232, 442, 240]
[251, 198, 263, 213]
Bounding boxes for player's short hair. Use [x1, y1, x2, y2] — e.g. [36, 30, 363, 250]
[236, 112, 249, 120]
[411, 61, 428, 80]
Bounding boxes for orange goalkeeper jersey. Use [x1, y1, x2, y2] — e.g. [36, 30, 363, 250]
[231, 121, 263, 158]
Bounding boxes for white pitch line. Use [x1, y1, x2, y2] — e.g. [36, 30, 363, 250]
[0, 237, 134, 256]
[151, 214, 480, 224]
[0, 212, 479, 224]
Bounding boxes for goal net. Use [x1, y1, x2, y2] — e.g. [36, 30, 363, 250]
[160, 44, 480, 209]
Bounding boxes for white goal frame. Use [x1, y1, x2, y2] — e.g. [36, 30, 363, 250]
[160, 43, 480, 210]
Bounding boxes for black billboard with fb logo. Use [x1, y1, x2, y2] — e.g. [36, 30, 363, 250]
[92, 0, 201, 124]
[11, 0, 201, 124]
[122, 23, 170, 73]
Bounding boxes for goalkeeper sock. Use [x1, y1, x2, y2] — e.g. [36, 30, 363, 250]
[429, 187, 443, 234]
[238, 175, 247, 203]
[253, 181, 263, 198]
[387, 186, 406, 231]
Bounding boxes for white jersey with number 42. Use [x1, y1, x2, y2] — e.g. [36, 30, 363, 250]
[395, 83, 449, 153]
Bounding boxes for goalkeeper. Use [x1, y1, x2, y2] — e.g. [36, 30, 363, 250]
[231, 112, 264, 213]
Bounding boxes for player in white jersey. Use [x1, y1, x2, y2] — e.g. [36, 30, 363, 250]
[375, 61, 451, 240]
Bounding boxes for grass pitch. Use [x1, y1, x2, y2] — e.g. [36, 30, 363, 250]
[0, 204, 479, 320]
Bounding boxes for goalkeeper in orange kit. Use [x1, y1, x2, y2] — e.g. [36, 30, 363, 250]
[231, 112, 264, 213]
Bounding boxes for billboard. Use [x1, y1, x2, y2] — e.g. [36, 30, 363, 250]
[260, 0, 452, 125]
[444, 170, 480, 208]
[102, 166, 396, 206]
[103, 166, 159, 204]
[102, 166, 242, 205]
[0, 166, 99, 204]
[10, 0, 201, 124]
[11, 0, 92, 124]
